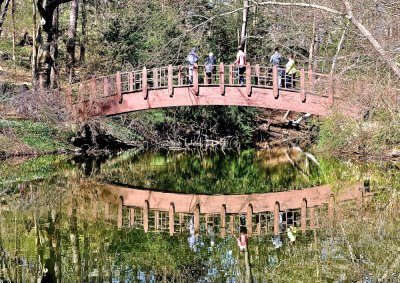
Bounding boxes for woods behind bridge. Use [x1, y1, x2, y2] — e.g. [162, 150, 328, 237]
[0, 0, 399, 158]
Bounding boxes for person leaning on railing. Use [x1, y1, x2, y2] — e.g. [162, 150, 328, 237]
[285, 53, 298, 89]
[205, 52, 216, 84]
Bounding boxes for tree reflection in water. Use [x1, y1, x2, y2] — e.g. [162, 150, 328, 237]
[0, 150, 398, 282]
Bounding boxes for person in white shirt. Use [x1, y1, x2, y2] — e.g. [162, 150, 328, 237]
[234, 46, 246, 86]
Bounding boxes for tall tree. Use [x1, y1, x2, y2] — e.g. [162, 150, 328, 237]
[36, 0, 72, 89]
[240, 0, 249, 50]
[66, 0, 79, 83]
[0, 0, 10, 36]
[79, 0, 86, 63]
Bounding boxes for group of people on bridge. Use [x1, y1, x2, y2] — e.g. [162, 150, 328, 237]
[186, 46, 298, 88]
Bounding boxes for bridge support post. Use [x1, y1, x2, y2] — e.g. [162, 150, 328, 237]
[142, 67, 148, 100]
[273, 65, 279, 99]
[274, 202, 280, 236]
[219, 62, 225, 95]
[301, 198, 307, 233]
[117, 196, 123, 229]
[229, 64, 234, 84]
[178, 65, 182, 86]
[91, 76, 96, 104]
[220, 204, 226, 238]
[103, 77, 109, 97]
[144, 200, 149, 233]
[194, 203, 200, 234]
[246, 204, 253, 236]
[193, 63, 199, 95]
[169, 202, 175, 236]
[116, 71, 122, 103]
[246, 63, 252, 96]
[168, 64, 173, 97]
[230, 215, 235, 235]
[300, 68, 306, 102]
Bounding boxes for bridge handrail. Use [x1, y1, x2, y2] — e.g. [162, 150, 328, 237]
[67, 64, 335, 104]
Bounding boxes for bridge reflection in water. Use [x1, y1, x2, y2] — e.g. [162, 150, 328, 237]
[85, 183, 370, 237]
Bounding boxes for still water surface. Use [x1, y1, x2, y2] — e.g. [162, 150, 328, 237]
[0, 149, 398, 282]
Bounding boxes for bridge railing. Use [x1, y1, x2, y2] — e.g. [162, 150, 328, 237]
[68, 64, 336, 105]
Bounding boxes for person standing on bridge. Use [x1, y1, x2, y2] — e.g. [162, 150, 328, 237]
[234, 46, 246, 86]
[205, 52, 216, 84]
[187, 47, 198, 84]
[270, 48, 282, 87]
[285, 53, 297, 89]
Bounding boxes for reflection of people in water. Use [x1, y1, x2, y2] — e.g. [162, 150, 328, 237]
[237, 232, 248, 251]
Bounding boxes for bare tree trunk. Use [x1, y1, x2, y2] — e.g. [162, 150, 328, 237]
[66, 0, 79, 83]
[0, 0, 10, 36]
[36, 0, 72, 90]
[79, 0, 86, 63]
[240, 0, 249, 50]
[50, 7, 59, 89]
[11, 0, 15, 65]
[31, 0, 38, 89]
[330, 21, 349, 74]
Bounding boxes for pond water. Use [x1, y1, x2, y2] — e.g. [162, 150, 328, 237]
[0, 149, 398, 282]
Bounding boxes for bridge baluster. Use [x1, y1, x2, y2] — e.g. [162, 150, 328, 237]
[91, 76, 96, 103]
[169, 202, 175, 236]
[153, 68, 159, 88]
[229, 64, 234, 84]
[142, 67, 148, 100]
[178, 65, 182, 86]
[300, 68, 306, 102]
[117, 196, 123, 229]
[66, 84, 72, 105]
[168, 64, 173, 97]
[255, 64, 260, 86]
[273, 65, 279, 99]
[204, 65, 207, 85]
[301, 198, 307, 233]
[220, 204, 226, 238]
[116, 71, 122, 103]
[194, 203, 200, 234]
[128, 72, 134, 92]
[129, 207, 135, 227]
[246, 204, 253, 236]
[103, 77, 109, 97]
[246, 63, 252, 96]
[274, 201, 280, 236]
[328, 75, 334, 106]
[308, 67, 314, 94]
[144, 200, 149, 233]
[219, 62, 225, 96]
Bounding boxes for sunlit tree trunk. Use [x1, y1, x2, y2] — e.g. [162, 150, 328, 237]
[240, 0, 249, 50]
[0, 0, 10, 36]
[66, 0, 79, 83]
[31, 0, 38, 89]
[11, 0, 15, 66]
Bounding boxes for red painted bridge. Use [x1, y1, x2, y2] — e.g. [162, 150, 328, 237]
[67, 63, 355, 117]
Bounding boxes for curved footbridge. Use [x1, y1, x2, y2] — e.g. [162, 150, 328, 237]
[93, 182, 371, 237]
[67, 64, 359, 117]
